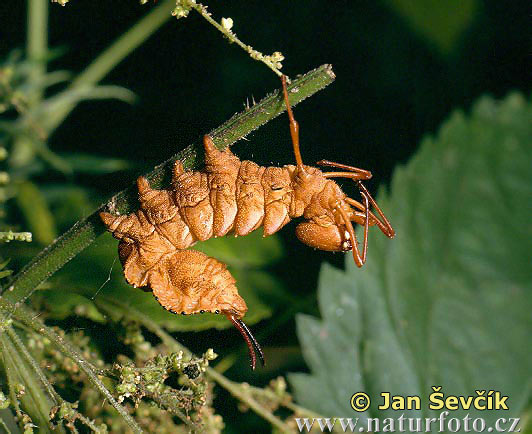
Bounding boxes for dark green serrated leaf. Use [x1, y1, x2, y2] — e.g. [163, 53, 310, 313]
[290, 93, 532, 430]
[290, 263, 369, 418]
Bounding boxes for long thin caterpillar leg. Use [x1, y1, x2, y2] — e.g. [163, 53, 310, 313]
[346, 197, 390, 234]
[361, 191, 369, 262]
[317, 160, 373, 179]
[347, 194, 373, 262]
[322, 171, 395, 238]
[281, 75, 304, 171]
[356, 181, 395, 238]
[323, 171, 371, 181]
[337, 205, 365, 267]
[226, 313, 265, 370]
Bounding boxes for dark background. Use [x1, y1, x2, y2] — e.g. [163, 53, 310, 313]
[2, 1, 531, 431]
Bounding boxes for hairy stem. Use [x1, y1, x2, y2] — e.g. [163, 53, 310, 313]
[6, 326, 60, 405]
[6, 327, 99, 432]
[0, 419, 12, 434]
[2, 64, 335, 310]
[0, 332, 55, 432]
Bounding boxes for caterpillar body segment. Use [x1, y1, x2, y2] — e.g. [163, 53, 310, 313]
[100, 75, 395, 370]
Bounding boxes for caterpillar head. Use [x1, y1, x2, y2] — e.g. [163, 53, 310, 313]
[295, 220, 352, 252]
[293, 175, 395, 267]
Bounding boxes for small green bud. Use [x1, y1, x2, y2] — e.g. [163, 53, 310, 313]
[271, 376, 287, 396]
[172, 6, 191, 19]
[58, 401, 76, 419]
[116, 384, 127, 394]
[125, 383, 137, 394]
[0, 318, 13, 331]
[145, 382, 162, 393]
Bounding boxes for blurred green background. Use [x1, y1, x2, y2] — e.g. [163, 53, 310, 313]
[0, 1, 531, 432]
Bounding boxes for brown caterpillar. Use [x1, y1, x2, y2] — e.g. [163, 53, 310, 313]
[100, 76, 395, 369]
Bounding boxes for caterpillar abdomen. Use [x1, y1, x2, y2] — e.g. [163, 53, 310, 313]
[149, 249, 246, 316]
[115, 241, 246, 316]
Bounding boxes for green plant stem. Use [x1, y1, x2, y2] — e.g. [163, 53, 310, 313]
[0, 418, 12, 434]
[0, 301, 144, 434]
[5, 326, 100, 431]
[0, 333, 54, 432]
[73, 413, 100, 433]
[2, 64, 335, 311]
[1, 345, 23, 421]
[44, 0, 175, 134]
[185, 2, 283, 77]
[27, 0, 48, 106]
[11, 0, 49, 174]
[5, 327, 60, 405]
[96, 297, 293, 433]
[208, 374, 292, 432]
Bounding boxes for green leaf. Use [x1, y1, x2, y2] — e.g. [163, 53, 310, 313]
[289, 93, 532, 428]
[193, 229, 283, 268]
[289, 263, 369, 417]
[0, 269, 13, 279]
[37, 289, 106, 323]
[384, 0, 478, 55]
